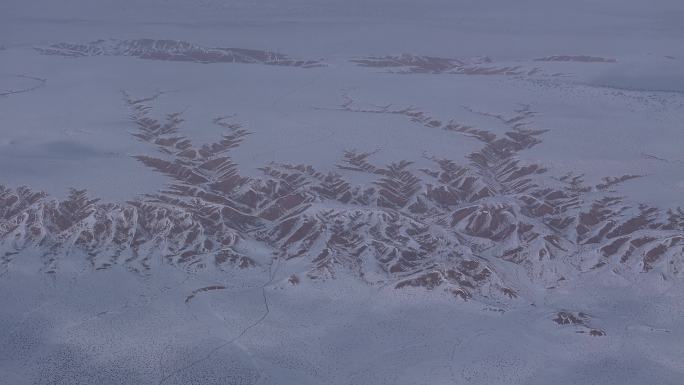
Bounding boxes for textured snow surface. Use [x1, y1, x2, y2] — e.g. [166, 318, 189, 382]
[1, 0, 684, 384]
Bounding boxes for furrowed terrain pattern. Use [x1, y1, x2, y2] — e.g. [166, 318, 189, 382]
[2, 4, 684, 380]
[2, 90, 682, 305]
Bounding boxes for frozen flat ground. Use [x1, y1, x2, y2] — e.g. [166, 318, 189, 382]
[2, 258, 684, 385]
[1, 0, 684, 384]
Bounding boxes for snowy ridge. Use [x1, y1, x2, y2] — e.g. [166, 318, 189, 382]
[2, 92, 682, 303]
[34, 38, 324, 67]
[3, 1, 684, 382]
[351, 54, 530, 75]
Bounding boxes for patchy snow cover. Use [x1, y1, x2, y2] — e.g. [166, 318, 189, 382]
[1, 0, 684, 384]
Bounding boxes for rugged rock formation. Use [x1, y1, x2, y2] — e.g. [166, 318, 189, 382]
[2, 93, 682, 303]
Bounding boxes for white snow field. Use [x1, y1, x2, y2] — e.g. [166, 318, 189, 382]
[1, 0, 684, 384]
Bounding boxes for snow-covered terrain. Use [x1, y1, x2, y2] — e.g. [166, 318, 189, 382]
[1, 0, 683, 384]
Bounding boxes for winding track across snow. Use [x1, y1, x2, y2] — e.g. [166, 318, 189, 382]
[157, 258, 281, 385]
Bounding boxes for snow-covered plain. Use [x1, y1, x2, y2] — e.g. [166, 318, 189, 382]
[1, 0, 684, 384]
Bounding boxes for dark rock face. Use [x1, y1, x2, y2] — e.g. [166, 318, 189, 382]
[1, 92, 682, 302]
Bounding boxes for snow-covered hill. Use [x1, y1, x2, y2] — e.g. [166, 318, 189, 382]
[2, 0, 684, 384]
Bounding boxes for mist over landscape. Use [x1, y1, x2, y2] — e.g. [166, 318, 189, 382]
[1, 1, 684, 384]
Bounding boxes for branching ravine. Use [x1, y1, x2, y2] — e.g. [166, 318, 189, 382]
[2, 90, 683, 338]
